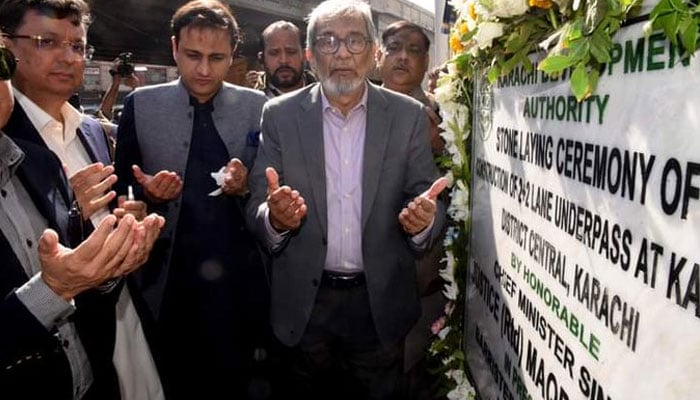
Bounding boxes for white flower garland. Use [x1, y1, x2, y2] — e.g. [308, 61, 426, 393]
[430, 62, 477, 399]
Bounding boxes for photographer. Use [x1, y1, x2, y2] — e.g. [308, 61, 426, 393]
[98, 52, 139, 123]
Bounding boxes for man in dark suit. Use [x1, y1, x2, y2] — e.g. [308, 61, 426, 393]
[0, 67, 164, 399]
[0, 1, 161, 397]
[113, 1, 270, 398]
[246, 1, 447, 398]
[377, 20, 443, 157]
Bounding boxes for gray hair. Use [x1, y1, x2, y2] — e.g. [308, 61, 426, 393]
[306, 0, 375, 53]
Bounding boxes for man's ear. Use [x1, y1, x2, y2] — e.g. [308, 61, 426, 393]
[257, 51, 264, 63]
[375, 47, 384, 66]
[305, 48, 315, 71]
[171, 35, 178, 63]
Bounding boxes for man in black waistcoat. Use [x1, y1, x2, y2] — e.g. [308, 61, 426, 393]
[114, 1, 271, 398]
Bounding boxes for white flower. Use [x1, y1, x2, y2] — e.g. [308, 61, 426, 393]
[473, 21, 505, 49]
[440, 252, 456, 282]
[443, 279, 459, 300]
[448, 182, 470, 222]
[438, 326, 451, 340]
[447, 381, 477, 400]
[482, 0, 529, 18]
[445, 369, 477, 399]
[445, 170, 455, 188]
[552, 0, 571, 11]
[434, 79, 457, 105]
[447, 142, 463, 165]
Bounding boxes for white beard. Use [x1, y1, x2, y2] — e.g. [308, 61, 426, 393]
[321, 75, 365, 97]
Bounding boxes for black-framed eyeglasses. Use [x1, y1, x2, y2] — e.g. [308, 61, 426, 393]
[2, 34, 94, 60]
[314, 33, 372, 55]
[383, 41, 427, 57]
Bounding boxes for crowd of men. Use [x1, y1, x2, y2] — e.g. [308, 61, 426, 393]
[0, 0, 447, 399]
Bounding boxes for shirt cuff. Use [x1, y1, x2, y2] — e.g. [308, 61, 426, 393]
[15, 273, 75, 330]
[89, 208, 111, 229]
[410, 216, 435, 250]
[264, 207, 288, 251]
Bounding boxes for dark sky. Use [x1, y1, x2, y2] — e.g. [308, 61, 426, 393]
[87, 0, 306, 66]
[88, 0, 188, 65]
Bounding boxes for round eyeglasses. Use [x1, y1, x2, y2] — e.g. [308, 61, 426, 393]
[3, 33, 94, 60]
[314, 33, 372, 55]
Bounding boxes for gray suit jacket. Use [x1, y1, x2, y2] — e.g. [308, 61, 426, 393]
[246, 82, 446, 346]
[114, 79, 267, 319]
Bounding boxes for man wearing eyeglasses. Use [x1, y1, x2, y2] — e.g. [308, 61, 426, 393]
[377, 20, 444, 157]
[0, 1, 162, 399]
[376, 20, 449, 397]
[246, 1, 447, 398]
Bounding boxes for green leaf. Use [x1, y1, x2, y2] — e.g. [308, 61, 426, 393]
[588, 68, 600, 95]
[505, 24, 533, 53]
[568, 39, 591, 63]
[584, 0, 608, 35]
[651, 0, 673, 18]
[668, 0, 688, 13]
[487, 65, 501, 83]
[539, 55, 577, 73]
[568, 21, 583, 41]
[654, 13, 680, 45]
[570, 63, 589, 101]
[590, 30, 612, 63]
[502, 49, 526, 74]
[681, 18, 698, 54]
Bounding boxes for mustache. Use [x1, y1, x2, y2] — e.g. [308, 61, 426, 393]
[391, 62, 409, 70]
[273, 66, 298, 75]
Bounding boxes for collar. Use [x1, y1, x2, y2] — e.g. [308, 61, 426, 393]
[189, 95, 215, 113]
[0, 134, 25, 187]
[14, 88, 83, 138]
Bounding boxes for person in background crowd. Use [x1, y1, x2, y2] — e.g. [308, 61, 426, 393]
[246, 1, 447, 398]
[225, 54, 252, 86]
[0, 1, 164, 398]
[377, 19, 449, 399]
[98, 54, 140, 124]
[114, 1, 270, 398]
[0, 32, 164, 400]
[248, 20, 316, 98]
[427, 64, 445, 94]
[376, 20, 443, 156]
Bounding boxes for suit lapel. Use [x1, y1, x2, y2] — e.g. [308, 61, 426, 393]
[13, 138, 71, 241]
[298, 85, 328, 235]
[5, 102, 46, 146]
[76, 119, 111, 164]
[362, 84, 391, 228]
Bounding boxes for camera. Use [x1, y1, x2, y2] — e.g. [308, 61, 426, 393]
[110, 52, 135, 77]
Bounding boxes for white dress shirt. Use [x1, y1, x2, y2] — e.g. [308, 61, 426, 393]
[264, 84, 433, 269]
[14, 89, 164, 400]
